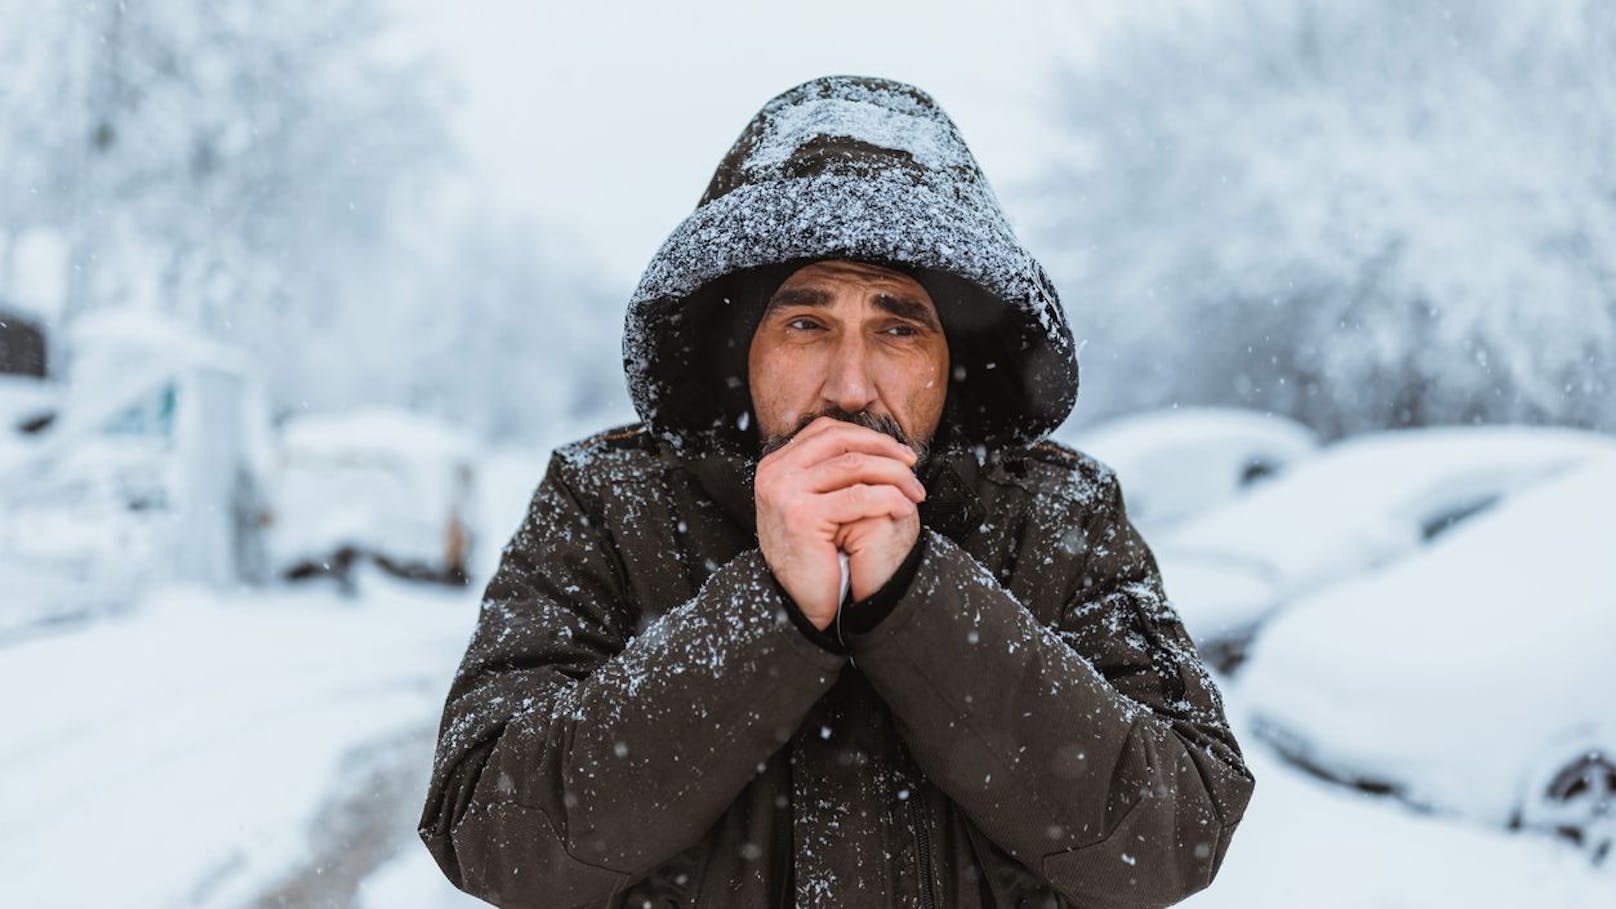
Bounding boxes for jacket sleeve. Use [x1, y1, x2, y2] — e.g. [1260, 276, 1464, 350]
[843, 466, 1254, 909]
[417, 452, 846, 909]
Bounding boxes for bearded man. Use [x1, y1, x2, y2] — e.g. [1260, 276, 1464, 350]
[419, 74, 1254, 909]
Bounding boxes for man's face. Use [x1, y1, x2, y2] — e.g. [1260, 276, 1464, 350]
[749, 259, 950, 455]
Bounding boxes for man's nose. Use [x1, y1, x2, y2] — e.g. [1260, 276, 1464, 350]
[821, 335, 878, 414]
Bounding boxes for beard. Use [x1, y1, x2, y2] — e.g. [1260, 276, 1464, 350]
[758, 405, 931, 470]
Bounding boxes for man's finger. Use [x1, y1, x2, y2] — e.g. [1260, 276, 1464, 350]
[780, 414, 857, 448]
[818, 483, 917, 525]
[775, 419, 916, 470]
[803, 452, 926, 501]
[785, 415, 914, 460]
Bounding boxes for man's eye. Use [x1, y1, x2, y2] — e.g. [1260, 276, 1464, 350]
[882, 324, 918, 337]
[787, 318, 823, 331]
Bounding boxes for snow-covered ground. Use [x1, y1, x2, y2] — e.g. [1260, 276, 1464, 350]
[0, 571, 473, 909]
[2, 434, 1613, 908]
[0, 445, 551, 909]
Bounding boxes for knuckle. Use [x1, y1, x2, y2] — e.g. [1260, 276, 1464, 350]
[754, 476, 778, 503]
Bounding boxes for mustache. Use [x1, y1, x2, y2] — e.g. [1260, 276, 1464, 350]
[759, 406, 930, 467]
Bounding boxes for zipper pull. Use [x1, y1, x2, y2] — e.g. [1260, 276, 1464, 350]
[835, 550, 855, 666]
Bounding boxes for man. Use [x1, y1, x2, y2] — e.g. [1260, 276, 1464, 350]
[418, 75, 1254, 908]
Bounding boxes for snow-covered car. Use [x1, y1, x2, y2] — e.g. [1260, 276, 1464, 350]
[0, 310, 274, 638]
[1062, 405, 1320, 535]
[1239, 454, 1616, 861]
[265, 408, 477, 587]
[1152, 425, 1616, 666]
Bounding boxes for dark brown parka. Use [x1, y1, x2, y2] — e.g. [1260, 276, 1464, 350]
[418, 75, 1254, 909]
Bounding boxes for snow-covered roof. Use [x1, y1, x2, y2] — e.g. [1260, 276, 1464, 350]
[1066, 405, 1322, 531]
[1162, 423, 1616, 585]
[68, 308, 247, 375]
[280, 407, 477, 462]
[1070, 405, 1320, 466]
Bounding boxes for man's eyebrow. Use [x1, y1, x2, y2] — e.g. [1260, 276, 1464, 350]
[764, 286, 942, 330]
[873, 292, 941, 330]
[765, 287, 833, 309]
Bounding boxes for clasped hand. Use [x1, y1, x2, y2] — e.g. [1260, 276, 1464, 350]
[754, 417, 925, 631]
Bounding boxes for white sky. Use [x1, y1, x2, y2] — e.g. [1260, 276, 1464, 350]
[385, 0, 1115, 293]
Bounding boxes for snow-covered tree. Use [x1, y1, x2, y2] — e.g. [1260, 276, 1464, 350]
[363, 211, 631, 442]
[0, 2, 628, 443]
[0, 0, 454, 413]
[1034, 0, 1616, 439]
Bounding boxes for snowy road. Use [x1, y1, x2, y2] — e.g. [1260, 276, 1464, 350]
[0, 572, 475, 909]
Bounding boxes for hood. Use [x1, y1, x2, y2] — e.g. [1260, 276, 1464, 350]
[623, 74, 1080, 457]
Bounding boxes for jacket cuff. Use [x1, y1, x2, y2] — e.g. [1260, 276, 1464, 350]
[778, 576, 850, 655]
[776, 532, 929, 654]
[837, 532, 927, 636]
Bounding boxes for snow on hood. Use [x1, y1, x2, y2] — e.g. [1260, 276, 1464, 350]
[623, 75, 1080, 457]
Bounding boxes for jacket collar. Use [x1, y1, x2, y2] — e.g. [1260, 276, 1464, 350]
[681, 444, 987, 545]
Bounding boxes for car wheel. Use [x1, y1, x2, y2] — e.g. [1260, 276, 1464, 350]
[1519, 748, 1614, 863]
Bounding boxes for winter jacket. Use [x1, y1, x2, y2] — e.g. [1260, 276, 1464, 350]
[417, 75, 1254, 909]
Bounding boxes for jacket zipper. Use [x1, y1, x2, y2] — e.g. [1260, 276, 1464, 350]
[778, 752, 794, 909]
[908, 793, 938, 909]
[776, 805, 792, 909]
